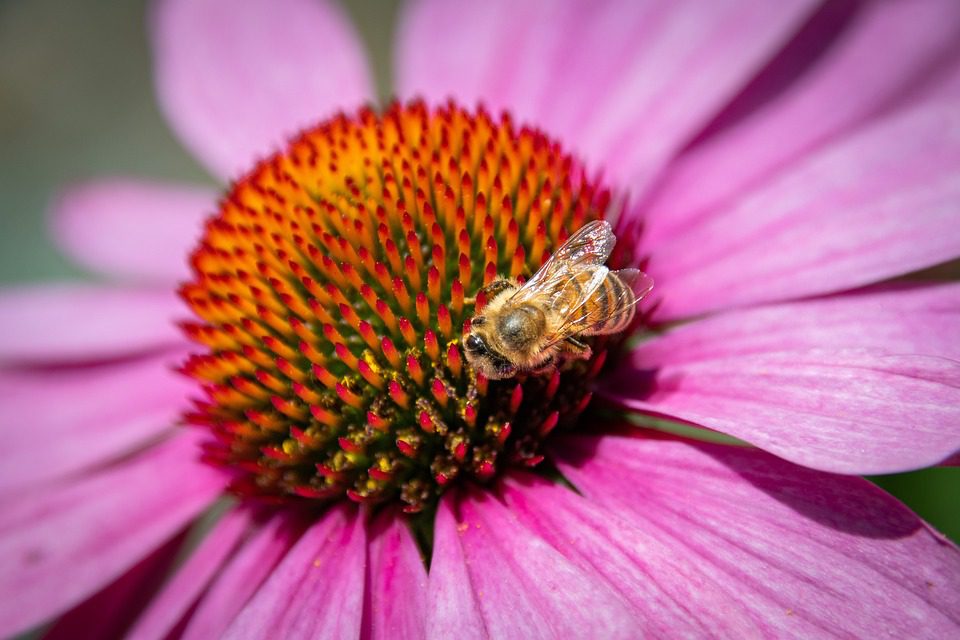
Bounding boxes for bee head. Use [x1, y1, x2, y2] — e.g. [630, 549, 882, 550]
[462, 330, 517, 379]
[464, 333, 487, 354]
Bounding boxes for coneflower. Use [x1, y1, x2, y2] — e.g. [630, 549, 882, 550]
[1, 1, 958, 638]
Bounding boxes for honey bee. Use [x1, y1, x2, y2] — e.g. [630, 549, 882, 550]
[462, 220, 653, 379]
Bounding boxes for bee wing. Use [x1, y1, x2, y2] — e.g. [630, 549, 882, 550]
[613, 268, 655, 300]
[546, 268, 654, 345]
[553, 265, 611, 316]
[507, 220, 616, 306]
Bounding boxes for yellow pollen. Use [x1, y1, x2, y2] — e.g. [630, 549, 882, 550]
[180, 100, 617, 512]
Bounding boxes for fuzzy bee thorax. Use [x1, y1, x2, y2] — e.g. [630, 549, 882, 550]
[495, 304, 548, 351]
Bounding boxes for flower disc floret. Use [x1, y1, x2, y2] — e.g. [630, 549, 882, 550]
[180, 101, 617, 512]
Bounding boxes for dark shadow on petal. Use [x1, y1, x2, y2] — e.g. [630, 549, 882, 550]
[557, 429, 926, 541]
[685, 0, 864, 150]
[43, 529, 189, 640]
[691, 439, 925, 540]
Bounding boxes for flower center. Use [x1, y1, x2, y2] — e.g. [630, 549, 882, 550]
[180, 101, 619, 512]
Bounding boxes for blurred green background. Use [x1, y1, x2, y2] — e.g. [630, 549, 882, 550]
[1, 0, 956, 541]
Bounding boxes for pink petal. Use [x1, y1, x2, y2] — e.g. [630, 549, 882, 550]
[644, 0, 960, 237]
[363, 509, 428, 640]
[603, 348, 960, 475]
[151, 0, 374, 180]
[397, 0, 817, 189]
[0, 284, 186, 365]
[0, 433, 225, 637]
[499, 473, 722, 637]
[181, 511, 306, 640]
[50, 179, 216, 284]
[925, 51, 960, 102]
[126, 506, 254, 640]
[0, 350, 192, 494]
[427, 488, 637, 638]
[223, 505, 365, 640]
[44, 533, 186, 640]
[645, 98, 960, 319]
[607, 284, 960, 473]
[425, 497, 485, 640]
[638, 283, 960, 365]
[550, 434, 960, 637]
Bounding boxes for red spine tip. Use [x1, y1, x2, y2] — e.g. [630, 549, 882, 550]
[418, 411, 434, 433]
[588, 350, 608, 378]
[424, 329, 440, 360]
[369, 467, 392, 481]
[539, 410, 559, 436]
[398, 316, 417, 346]
[522, 454, 545, 467]
[464, 403, 477, 427]
[388, 380, 410, 408]
[509, 384, 524, 413]
[574, 391, 593, 414]
[396, 438, 417, 458]
[483, 261, 498, 286]
[431, 378, 448, 406]
[476, 460, 496, 480]
[497, 421, 512, 445]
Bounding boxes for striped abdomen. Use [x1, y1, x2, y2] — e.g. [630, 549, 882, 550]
[587, 270, 636, 334]
[559, 268, 636, 336]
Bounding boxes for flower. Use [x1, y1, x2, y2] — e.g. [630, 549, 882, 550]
[2, 0, 960, 638]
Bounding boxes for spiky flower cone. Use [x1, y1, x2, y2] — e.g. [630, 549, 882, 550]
[181, 101, 621, 512]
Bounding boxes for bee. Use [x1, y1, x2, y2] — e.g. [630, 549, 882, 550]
[462, 220, 653, 380]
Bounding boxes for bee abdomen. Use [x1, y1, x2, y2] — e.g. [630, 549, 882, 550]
[588, 271, 636, 335]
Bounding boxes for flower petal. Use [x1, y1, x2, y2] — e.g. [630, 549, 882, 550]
[604, 348, 960, 474]
[50, 179, 216, 284]
[0, 284, 185, 365]
[151, 0, 374, 180]
[181, 511, 305, 640]
[645, 98, 960, 319]
[397, 0, 817, 189]
[608, 285, 960, 473]
[499, 473, 723, 637]
[126, 506, 253, 640]
[0, 351, 192, 494]
[0, 433, 225, 638]
[550, 434, 960, 637]
[427, 488, 637, 639]
[363, 509, 428, 640]
[644, 0, 960, 236]
[638, 283, 960, 365]
[424, 496, 485, 640]
[223, 505, 365, 640]
[43, 533, 185, 640]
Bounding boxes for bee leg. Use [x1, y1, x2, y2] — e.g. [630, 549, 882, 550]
[465, 278, 516, 305]
[530, 355, 556, 375]
[561, 336, 593, 361]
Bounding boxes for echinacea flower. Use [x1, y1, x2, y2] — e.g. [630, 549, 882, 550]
[2, 0, 960, 637]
